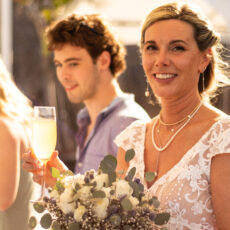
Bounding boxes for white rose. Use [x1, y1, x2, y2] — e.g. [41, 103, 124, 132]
[73, 174, 85, 185]
[101, 187, 111, 197]
[129, 196, 139, 207]
[49, 190, 60, 201]
[74, 186, 92, 201]
[115, 180, 133, 199]
[92, 198, 109, 219]
[57, 187, 75, 214]
[60, 187, 74, 203]
[74, 205, 86, 222]
[94, 173, 109, 190]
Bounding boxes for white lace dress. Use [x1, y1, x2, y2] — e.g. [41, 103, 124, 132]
[114, 116, 230, 230]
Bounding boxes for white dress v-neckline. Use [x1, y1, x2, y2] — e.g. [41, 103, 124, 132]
[114, 116, 230, 230]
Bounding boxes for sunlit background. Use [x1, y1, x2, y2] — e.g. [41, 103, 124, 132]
[1, 0, 230, 170]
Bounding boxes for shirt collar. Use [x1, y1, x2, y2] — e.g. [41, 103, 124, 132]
[76, 93, 134, 125]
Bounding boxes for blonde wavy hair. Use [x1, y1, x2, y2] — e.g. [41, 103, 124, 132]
[140, 2, 230, 102]
[0, 58, 33, 125]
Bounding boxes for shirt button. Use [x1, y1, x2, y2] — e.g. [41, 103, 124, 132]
[77, 162, 83, 168]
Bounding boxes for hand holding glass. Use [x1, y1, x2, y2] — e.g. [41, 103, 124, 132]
[32, 106, 57, 201]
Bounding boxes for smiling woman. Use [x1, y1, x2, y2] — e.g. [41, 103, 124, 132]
[141, 19, 209, 101]
[115, 2, 230, 230]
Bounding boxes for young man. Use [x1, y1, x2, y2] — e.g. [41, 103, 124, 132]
[44, 14, 150, 174]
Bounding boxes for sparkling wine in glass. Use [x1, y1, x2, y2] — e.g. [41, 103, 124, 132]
[32, 106, 57, 202]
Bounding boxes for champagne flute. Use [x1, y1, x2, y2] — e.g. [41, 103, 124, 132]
[31, 106, 57, 202]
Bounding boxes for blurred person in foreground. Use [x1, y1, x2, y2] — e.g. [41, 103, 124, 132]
[0, 58, 39, 230]
[114, 2, 230, 229]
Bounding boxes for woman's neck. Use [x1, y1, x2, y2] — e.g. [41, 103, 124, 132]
[159, 95, 202, 124]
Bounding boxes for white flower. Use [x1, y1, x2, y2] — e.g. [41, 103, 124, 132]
[92, 198, 109, 219]
[58, 201, 75, 214]
[129, 196, 139, 207]
[49, 189, 60, 201]
[101, 187, 111, 197]
[60, 187, 74, 203]
[94, 173, 109, 190]
[74, 205, 86, 222]
[73, 174, 85, 185]
[57, 187, 75, 214]
[74, 186, 92, 201]
[115, 180, 133, 199]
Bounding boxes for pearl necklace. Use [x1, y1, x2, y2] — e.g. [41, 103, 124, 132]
[158, 102, 203, 132]
[152, 102, 203, 152]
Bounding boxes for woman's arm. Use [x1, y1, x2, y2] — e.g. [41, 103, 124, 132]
[116, 147, 129, 178]
[211, 153, 230, 229]
[0, 121, 20, 211]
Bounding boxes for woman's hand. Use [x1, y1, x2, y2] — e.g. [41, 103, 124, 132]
[22, 149, 68, 188]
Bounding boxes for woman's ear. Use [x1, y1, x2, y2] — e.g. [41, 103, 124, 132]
[199, 48, 212, 73]
[96, 51, 111, 70]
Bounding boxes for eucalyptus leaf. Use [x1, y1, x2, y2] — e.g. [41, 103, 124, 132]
[138, 183, 144, 192]
[51, 167, 60, 178]
[62, 170, 74, 176]
[109, 214, 121, 226]
[28, 216, 37, 229]
[145, 171, 156, 182]
[40, 213, 52, 229]
[149, 196, 160, 208]
[128, 181, 140, 198]
[51, 221, 61, 230]
[100, 155, 117, 173]
[92, 190, 106, 198]
[125, 167, 136, 181]
[54, 181, 65, 194]
[154, 212, 170, 225]
[108, 171, 116, 186]
[68, 222, 80, 230]
[121, 198, 133, 211]
[125, 149, 135, 162]
[33, 202, 45, 213]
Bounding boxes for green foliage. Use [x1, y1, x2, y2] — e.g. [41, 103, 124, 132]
[28, 216, 37, 229]
[108, 171, 116, 186]
[54, 180, 65, 194]
[125, 167, 136, 181]
[33, 202, 45, 213]
[149, 196, 160, 208]
[100, 155, 117, 173]
[128, 181, 140, 198]
[121, 198, 133, 211]
[54, 0, 73, 8]
[109, 214, 121, 226]
[145, 171, 156, 182]
[67, 222, 80, 230]
[92, 190, 106, 198]
[51, 221, 62, 230]
[51, 167, 60, 178]
[154, 212, 171, 225]
[125, 149, 135, 162]
[40, 213, 52, 229]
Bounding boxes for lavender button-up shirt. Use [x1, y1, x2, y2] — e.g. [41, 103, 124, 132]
[75, 93, 150, 174]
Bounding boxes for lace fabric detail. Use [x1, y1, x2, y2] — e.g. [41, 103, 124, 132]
[114, 117, 230, 230]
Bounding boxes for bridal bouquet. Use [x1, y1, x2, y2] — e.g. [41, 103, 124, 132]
[28, 149, 170, 230]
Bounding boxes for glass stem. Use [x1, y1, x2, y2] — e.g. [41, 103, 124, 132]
[41, 160, 47, 200]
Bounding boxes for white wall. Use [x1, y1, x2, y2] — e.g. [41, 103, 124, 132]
[0, 0, 13, 72]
